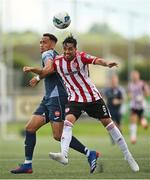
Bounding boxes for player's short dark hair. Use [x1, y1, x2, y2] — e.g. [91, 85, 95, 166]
[43, 33, 58, 43]
[63, 34, 77, 48]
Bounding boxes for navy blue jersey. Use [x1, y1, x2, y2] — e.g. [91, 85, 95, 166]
[104, 87, 124, 114]
[41, 50, 67, 99]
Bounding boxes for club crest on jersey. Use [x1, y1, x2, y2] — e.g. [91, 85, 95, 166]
[85, 54, 96, 59]
[65, 108, 70, 113]
[55, 111, 60, 116]
[85, 54, 92, 59]
[72, 62, 78, 68]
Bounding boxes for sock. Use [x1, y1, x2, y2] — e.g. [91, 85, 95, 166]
[24, 160, 32, 164]
[24, 131, 36, 164]
[106, 122, 131, 158]
[70, 136, 89, 156]
[61, 120, 73, 157]
[84, 147, 90, 157]
[130, 124, 137, 138]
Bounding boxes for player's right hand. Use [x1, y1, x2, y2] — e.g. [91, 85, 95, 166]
[23, 66, 33, 73]
[29, 77, 39, 87]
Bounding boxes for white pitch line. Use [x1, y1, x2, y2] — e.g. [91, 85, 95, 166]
[0, 157, 150, 161]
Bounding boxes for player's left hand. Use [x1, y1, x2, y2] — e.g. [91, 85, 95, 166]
[23, 66, 33, 73]
[29, 77, 39, 87]
[112, 98, 120, 105]
[107, 62, 118, 68]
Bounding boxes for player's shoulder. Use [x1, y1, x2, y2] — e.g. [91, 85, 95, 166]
[103, 87, 110, 94]
[42, 49, 53, 56]
[118, 86, 125, 94]
[79, 51, 96, 60]
[54, 55, 64, 65]
[55, 54, 63, 60]
[79, 51, 88, 57]
[42, 50, 55, 59]
[140, 80, 146, 85]
[140, 80, 148, 89]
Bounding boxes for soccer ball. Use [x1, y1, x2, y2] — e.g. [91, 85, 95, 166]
[53, 12, 71, 29]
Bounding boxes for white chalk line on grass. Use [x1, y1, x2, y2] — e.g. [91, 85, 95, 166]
[0, 157, 150, 161]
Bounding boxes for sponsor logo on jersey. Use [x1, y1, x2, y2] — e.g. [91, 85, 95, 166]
[65, 70, 79, 76]
[85, 54, 91, 59]
[65, 107, 70, 113]
[54, 117, 60, 120]
[72, 62, 78, 68]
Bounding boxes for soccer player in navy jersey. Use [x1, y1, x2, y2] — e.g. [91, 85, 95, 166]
[128, 70, 149, 144]
[104, 74, 125, 133]
[103, 74, 125, 144]
[24, 35, 139, 172]
[10, 33, 99, 174]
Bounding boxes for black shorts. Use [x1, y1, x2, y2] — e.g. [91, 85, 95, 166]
[131, 108, 144, 119]
[65, 99, 111, 120]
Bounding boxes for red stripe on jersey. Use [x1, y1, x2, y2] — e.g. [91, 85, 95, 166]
[59, 59, 79, 102]
[67, 61, 87, 102]
[93, 88, 101, 99]
[75, 58, 96, 101]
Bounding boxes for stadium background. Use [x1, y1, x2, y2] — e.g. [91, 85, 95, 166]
[0, 0, 150, 179]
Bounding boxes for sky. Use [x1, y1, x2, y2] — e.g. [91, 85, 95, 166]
[1, 0, 150, 38]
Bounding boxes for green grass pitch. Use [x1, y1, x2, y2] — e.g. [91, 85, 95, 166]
[0, 119, 150, 179]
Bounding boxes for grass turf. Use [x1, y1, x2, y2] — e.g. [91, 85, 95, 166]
[0, 120, 150, 179]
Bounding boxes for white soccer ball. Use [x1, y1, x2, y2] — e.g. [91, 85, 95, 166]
[53, 12, 71, 29]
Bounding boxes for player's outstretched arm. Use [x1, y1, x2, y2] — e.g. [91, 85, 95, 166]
[29, 76, 40, 87]
[94, 58, 118, 68]
[23, 66, 43, 74]
[40, 59, 55, 78]
[144, 83, 150, 97]
[23, 59, 55, 79]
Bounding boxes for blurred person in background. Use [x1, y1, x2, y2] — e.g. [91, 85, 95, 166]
[10, 33, 99, 174]
[103, 74, 125, 144]
[128, 70, 150, 144]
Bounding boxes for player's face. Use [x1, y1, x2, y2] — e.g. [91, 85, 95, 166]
[131, 71, 140, 82]
[63, 43, 76, 61]
[111, 75, 118, 87]
[40, 36, 52, 53]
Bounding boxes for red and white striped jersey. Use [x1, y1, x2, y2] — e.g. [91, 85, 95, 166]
[54, 51, 102, 102]
[128, 80, 147, 109]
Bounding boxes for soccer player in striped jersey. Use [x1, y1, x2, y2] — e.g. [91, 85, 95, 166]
[128, 70, 149, 144]
[10, 33, 99, 174]
[29, 35, 139, 172]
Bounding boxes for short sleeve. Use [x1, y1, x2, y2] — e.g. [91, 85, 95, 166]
[80, 52, 97, 64]
[42, 50, 54, 65]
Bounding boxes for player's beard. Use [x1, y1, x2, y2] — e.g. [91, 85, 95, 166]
[65, 54, 74, 61]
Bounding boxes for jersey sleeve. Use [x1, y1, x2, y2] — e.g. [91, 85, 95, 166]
[120, 87, 126, 100]
[80, 52, 97, 64]
[103, 87, 108, 97]
[42, 50, 54, 65]
[53, 59, 57, 71]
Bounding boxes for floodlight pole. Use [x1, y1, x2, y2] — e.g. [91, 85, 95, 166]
[5, 0, 14, 95]
[127, 12, 136, 82]
[0, 0, 7, 139]
[72, 0, 77, 33]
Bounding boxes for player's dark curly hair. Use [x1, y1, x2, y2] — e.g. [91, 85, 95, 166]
[63, 34, 77, 48]
[43, 33, 58, 43]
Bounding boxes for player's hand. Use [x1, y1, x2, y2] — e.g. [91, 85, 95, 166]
[112, 98, 120, 105]
[23, 66, 33, 73]
[107, 62, 118, 68]
[29, 77, 39, 87]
